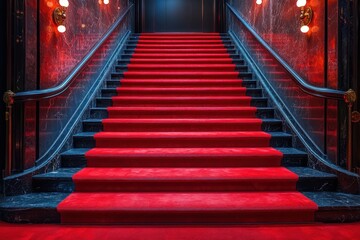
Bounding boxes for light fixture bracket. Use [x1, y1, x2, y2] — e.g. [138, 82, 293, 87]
[300, 6, 313, 26]
[53, 7, 67, 26]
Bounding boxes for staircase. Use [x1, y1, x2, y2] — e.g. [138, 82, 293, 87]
[2, 33, 360, 224]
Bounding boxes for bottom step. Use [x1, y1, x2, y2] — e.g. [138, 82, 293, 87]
[57, 192, 318, 224]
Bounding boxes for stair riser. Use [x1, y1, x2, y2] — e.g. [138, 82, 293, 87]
[60, 150, 306, 168]
[73, 135, 290, 148]
[106, 79, 256, 88]
[85, 156, 282, 168]
[111, 72, 252, 80]
[115, 65, 248, 72]
[59, 211, 315, 224]
[97, 98, 267, 107]
[124, 49, 237, 54]
[102, 88, 261, 97]
[127, 40, 233, 45]
[125, 45, 235, 49]
[128, 38, 231, 41]
[120, 53, 242, 59]
[90, 108, 274, 119]
[83, 120, 280, 132]
[33, 175, 336, 193]
[106, 110, 257, 119]
[117, 59, 245, 65]
[74, 181, 297, 192]
[111, 81, 245, 88]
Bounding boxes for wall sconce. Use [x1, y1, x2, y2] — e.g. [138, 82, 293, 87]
[53, 0, 69, 33]
[256, 0, 263, 5]
[296, 0, 313, 33]
[99, 0, 110, 4]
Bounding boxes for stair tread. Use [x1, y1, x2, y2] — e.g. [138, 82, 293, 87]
[75, 131, 291, 137]
[85, 147, 283, 156]
[89, 118, 277, 123]
[58, 192, 318, 211]
[33, 168, 81, 179]
[34, 167, 335, 182]
[106, 106, 258, 110]
[118, 79, 244, 83]
[303, 192, 360, 209]
[62, 147, 302, 157]
[74, 167, 298, 180]
[92, 131, 273, 138]
[288, 167, 337, 179]
[111, 96, 252, 100]
[0, 193, 69, 209]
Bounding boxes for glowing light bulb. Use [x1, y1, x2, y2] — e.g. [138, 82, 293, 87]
[300, 25, 309, 33]
[59, 0, 69, 7]
[58, 25, 66, 33]
[104, 0, 109, 4]
[256, 0, 262, 5]
[296, 0, 306, 7]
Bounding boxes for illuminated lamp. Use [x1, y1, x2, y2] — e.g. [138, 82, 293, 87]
[59, 0, 69, 7]
[256, 0, 262, 5]
[53, 1, 69, 33]
[296, 0, 306, 7]
[104, 0, 109, 4]
[298, 3, 312, 34]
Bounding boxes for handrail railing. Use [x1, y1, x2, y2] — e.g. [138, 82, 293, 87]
[226, 2, 359, 171]
[3, 3, 134, 177]
[10, 3, 133, 102]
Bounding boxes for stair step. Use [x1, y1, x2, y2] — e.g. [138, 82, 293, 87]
[288, 167, 337, 192]
[73, 131, 292, 148]
[82, 118, 281, 132]
[3, 191, 359, 223]
[303, 192, 360, 222]
[33, 168, 81, 193]
[84, 147, 283, 167]
[61, 148, 90, 168]
[132, 40, 233, 44]
[102, 87, 261, 97]
[60, 148, 306, 168]
[129, 49, 235, 54]
[57, 192, 317, 224]
[127, 53, 241, 59]
[115, 79, 244, 87]
[33, 166, 334, 193]
[107, 78, 256, 88]
[120, 72, 241, 79]
[0, 192, 68, 223]
[127, 44, 234, 49]
[115, 64, 248, 72]
[131, 36, 229, 40]
[277, 148, 308, 166]
[117, 58, 245, 65]
[73, 167, 298, 192]
[96, 96, 267, 107]
[90, 107, 274, 119]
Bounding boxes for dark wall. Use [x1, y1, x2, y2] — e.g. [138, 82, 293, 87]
[0, 0, 7, 173]
[141, 0, 217, 32]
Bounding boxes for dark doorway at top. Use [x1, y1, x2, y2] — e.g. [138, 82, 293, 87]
[139, 0, 223, 32]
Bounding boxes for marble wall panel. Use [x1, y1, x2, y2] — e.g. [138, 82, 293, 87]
[227, 0, 339, 163]
[39, 0, 129, 89]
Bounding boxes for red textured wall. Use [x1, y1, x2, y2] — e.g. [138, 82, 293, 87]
[39, 0, 129, 89]
[228, 0, 338, 89]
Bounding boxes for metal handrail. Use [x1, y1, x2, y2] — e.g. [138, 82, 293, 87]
[3, 4, 133, 177]
[226, 2, 359, 171]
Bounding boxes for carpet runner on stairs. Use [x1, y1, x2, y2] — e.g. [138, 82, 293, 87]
[57, 33, 318, 224]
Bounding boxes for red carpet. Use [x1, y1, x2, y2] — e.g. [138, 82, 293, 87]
[1, 222, 359, 240]
[57, 33, 318, 224]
